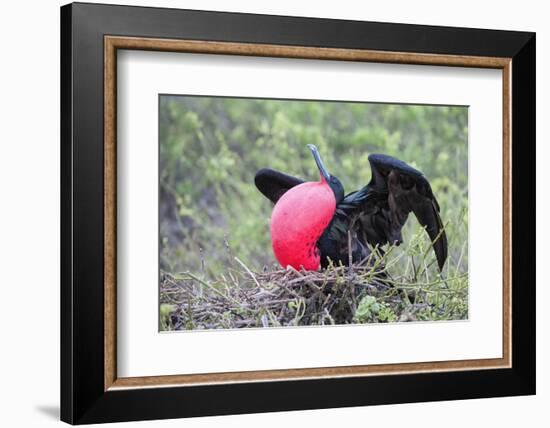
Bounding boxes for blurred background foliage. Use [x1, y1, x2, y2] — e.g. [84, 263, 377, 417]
[159, 96, 468, 280]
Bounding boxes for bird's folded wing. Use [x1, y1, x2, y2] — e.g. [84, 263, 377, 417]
[254, 168, 305, 204]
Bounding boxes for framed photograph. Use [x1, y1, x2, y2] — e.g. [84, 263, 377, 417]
[61, 2, 535, 424]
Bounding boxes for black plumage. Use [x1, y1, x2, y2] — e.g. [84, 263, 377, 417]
[255, 152, 448, 271]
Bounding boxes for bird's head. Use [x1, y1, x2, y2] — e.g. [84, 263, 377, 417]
[307, 144, 345, 204]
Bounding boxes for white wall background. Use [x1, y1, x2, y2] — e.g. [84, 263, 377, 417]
[0, 0, 545, 427]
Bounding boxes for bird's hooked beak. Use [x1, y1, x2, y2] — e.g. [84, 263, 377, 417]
[307, 144, 331, 182]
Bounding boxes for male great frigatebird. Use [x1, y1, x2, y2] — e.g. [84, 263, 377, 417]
[255, 144, 447, 272]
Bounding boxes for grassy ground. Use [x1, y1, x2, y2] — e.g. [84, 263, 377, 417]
[160, 222, 468, 331]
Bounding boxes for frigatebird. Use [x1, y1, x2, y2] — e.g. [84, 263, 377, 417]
[255, 144, 447, 272]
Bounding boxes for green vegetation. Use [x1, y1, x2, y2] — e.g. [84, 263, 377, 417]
[159, 95, 468, 329]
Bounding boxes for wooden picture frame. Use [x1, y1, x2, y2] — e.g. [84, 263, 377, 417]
[61, 2, 535, 424]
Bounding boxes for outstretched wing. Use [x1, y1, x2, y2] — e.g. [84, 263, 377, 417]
[340, 154, 447, 271]
[254, 168, 305, 204]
